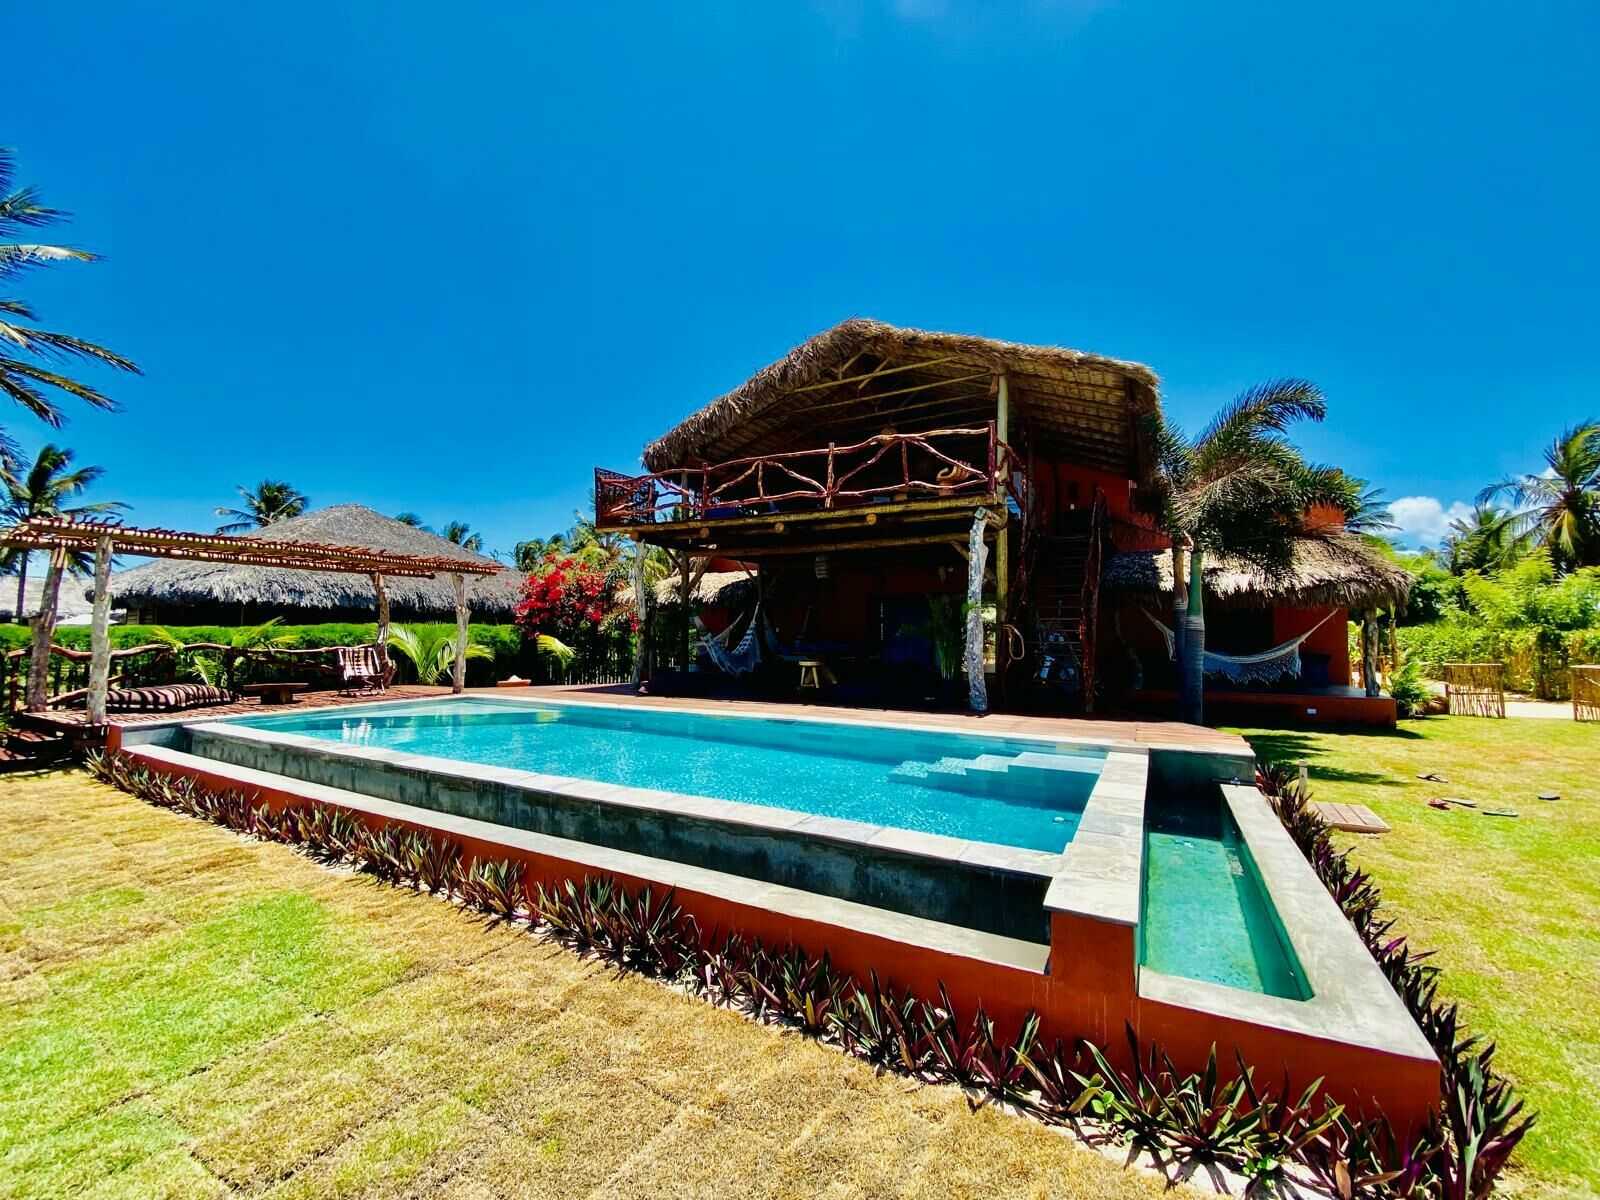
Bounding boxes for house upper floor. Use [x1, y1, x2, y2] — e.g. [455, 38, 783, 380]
[593, 318, 1163, 554]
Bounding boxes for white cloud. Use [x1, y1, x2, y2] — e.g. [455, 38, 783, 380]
[1389, 496, 1474, 547]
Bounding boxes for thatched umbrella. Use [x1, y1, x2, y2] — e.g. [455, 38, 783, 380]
[101, 504, 522, 622]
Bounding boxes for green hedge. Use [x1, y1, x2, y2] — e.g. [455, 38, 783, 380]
[0, 622, 522, 657]
[1397, 620, 1600, 699]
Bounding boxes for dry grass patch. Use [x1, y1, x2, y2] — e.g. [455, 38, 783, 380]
[0, 768, 1188, 1199]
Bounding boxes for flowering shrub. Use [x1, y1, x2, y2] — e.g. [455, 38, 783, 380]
[514, 553, 634, 671]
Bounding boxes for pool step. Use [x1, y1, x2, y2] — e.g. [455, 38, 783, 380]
[889, 749, 1098, 798]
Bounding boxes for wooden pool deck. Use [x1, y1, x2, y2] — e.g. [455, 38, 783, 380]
[38, 681, 1250, 758]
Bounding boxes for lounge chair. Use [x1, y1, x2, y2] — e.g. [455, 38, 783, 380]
[337, 645, 391, 695]
[104, 683, 236, 712]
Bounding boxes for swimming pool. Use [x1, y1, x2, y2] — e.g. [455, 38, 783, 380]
[235, 698, 1106, 853]
[1140, 793, 1307, 999]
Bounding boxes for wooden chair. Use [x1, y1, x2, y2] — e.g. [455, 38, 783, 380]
[337, 645, 391, 695]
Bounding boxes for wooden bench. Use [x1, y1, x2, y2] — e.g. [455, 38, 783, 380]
[241, 681, 311, 705]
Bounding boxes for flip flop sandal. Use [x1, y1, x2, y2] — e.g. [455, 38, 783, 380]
[1482, 809, 1519, 818]
[1440, 797, 1477, 808]
[1418, 772, 1448, 782]
[1427, 799, 1452, 810]
[1537, 792, 1560, 801]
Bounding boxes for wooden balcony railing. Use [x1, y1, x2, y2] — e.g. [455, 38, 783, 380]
[596, 424, 1011, 528]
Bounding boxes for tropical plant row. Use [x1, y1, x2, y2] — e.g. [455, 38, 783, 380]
[1254, 763, 1532, 1197]
[85, 749, 1529, 1198]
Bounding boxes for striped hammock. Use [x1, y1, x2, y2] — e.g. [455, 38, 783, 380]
[1145, 609, 1339, 685]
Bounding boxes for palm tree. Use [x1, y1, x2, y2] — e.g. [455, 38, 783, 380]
[1443, 505, 1515, 574]
[512, 533, 565, 572]
[0, 149, 138, 464]
[385, 625, 496, 685]
[1315, 470, 1395, 539]
[1145, 380, 1329, 724]
[440, 521, 483, 553]
[2, 443, 125, 621]
[1478, 422, 1600, 573]
[215, 479, 308, 533]
[394, 511, 429, 529]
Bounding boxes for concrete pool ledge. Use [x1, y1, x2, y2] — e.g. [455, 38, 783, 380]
[121, 743, 1052, 979]
[167, 718, 1065, 942]
[1135, 784, 1437, 1067]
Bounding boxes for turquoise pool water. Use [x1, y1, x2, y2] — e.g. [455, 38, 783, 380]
[235, 699, 1104, 852]
[1141, 798, 1307, 998]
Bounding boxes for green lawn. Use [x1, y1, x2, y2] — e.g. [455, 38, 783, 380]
[0, 769, 1193, 1200]
[1231, 716, 1600, 1200]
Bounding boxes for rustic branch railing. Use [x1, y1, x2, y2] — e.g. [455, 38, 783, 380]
[596, 425, 1008, 528]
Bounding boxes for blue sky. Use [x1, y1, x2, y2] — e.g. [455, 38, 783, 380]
[9, 1, 1598, 557]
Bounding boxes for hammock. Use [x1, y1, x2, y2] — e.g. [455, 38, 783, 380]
[1144, 609, 1339, 685]
[700, 605, 763, 676]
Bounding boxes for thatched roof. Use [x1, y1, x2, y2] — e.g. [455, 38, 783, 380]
[103, 505, 522, 616]
[1101, 534, 1413, 612]
[0, 572, 99, 623]
[641, 318, 1162, 479]
[619, 570, 755, 609]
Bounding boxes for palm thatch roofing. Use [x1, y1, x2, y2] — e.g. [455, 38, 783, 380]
[620, 570, 756, 609]
[640, 318, 1162, 479]
[1101, 533, 1413, 612]
[101, 505, 522, 616]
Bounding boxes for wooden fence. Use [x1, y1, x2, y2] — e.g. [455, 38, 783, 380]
[1573, 666, 1600, 722]
[1443, 662, 1505, 718]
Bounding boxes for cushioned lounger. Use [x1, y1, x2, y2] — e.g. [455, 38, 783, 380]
[104, 683, 236, 712]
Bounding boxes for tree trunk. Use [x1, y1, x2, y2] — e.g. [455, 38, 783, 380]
[87, 536, 114, 726]
[25, 552, 64, 711]
[450, 573, 468, 694]
[1179, 548, 1206, 725]
[964, 507, 989, 713]
[1169, 540, 1187, 689]
[1362, 607, 1381, 698]
[14, 554, 28, 625]
[630, 540, 648, 690]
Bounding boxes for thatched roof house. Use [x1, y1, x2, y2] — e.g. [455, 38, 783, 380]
[104, 504, 522, 625]
[641, 317, 1162, 481]
[1101, 533, 1413, 612]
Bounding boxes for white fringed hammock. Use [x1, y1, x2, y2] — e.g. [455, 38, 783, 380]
[1144, 608, 1340, 685]
[698, 604, 764, 676]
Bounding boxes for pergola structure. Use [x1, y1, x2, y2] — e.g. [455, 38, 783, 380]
[0, 515, 507, 724]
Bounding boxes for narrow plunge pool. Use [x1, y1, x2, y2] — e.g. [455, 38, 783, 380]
[1140, 792, 1308, 999]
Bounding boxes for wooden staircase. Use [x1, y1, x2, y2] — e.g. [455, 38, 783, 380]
[1032, 533, 1093, 670]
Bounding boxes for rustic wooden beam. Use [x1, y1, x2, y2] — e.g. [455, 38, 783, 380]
[787, 356, 963, 394]
[372, 572, 391, 673]
[24, 549, 65, 712]
[86, 535, 114, 727]
[965, 507, 989, 714]
[630, 540, 648, 690]
[451, 573, 469, 694]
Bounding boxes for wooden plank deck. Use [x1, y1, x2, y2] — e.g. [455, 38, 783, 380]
[527, 684, 1254, 755]
[1312, 800, 1391, 834]
[31, 681, 1251, 758]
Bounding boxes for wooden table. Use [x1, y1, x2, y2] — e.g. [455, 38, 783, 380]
[241, 681, 311, 705]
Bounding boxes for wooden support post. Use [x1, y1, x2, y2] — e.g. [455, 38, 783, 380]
[994, 375, 1010, 693]
[965, 507, 989, 714]
[1362, 607, 1381, 698]
[679, 551, 692, 670]
[631, 540, 649, 690]
[86, 535, 114, 727]
[450, 572, 469, 694]
[24, 549, 66, 712]
[372, 572, 390, 671]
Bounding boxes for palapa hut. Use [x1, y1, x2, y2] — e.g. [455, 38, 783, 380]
[104, 504, 522, 625]
[595, 317, 1408, 724]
